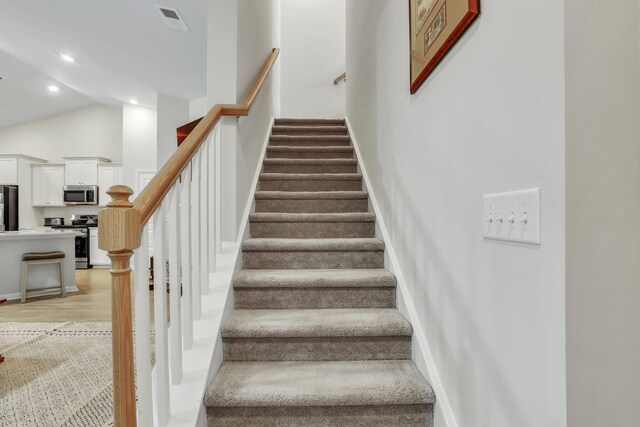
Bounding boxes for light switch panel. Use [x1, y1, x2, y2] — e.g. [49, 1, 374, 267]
[483, 188, 541, 245]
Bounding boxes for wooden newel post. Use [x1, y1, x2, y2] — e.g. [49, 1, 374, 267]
[98, 185, 141, 427]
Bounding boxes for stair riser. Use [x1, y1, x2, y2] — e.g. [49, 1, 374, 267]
[275, 119, 345, 126]
[243, 250, 384, 269]
[255, 199, 369, 213]
[263, 163, 357, 173]
[234, 287, 396, 309]
[250, 221, 374, 238]
[207, 404, 434, 427]
[223, 337, 411, 362]
[269, 139, 351, 147]
[272, 128, 348, 136]
[259, 180, 362, 192]
[267, 149, 354, 159]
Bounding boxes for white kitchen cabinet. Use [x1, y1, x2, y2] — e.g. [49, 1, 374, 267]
[32, 165, 65, 207]
[89, 228, 110, 267]
[63, 157, 110, 186]
[97, 164, 124, 206]
[0, 158, 18, 184]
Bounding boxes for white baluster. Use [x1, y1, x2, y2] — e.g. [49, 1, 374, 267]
[167, 185, 183, 384]
[191, 152, 202, 320]
[153, 202, 170, 426]
[200, 140, 210, 294]
[180, 166, 193, 349]
[214, 123, 222, 253]
[209, 128, 217, 271]
[134, 225, 153, 427]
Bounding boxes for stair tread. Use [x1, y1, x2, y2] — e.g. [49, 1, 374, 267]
[204, 360, 435, 407]
[222, 308, 411, 338]
[260, 173, 362, 181]
[275, 118, 346, 126]
[234, 269, 396, 288]
[250, 212, 374, 222]
[270, 134, 350, 141]
[263, 158, 357, 165]
[243, 238, 384, 251]
[273, 125, 347, 132]
[255, 191, 368, 200]
[268, 146, 353, 152]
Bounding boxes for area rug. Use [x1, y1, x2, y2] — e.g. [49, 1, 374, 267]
[0, 322, 116, 427]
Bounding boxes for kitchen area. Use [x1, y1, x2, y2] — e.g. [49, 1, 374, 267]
[0, 154, 125, 302]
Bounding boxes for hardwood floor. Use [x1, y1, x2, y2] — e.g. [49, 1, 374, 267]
[1, 268, 116, 322]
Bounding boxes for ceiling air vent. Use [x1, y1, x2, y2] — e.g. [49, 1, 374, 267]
[155, 5, 189, 32]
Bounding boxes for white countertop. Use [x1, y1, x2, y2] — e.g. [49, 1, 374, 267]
[0, 229, 80, 240]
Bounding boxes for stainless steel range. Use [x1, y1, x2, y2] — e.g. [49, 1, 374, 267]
[50, 214, 98, 269]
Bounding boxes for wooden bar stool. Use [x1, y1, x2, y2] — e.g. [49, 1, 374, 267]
[21, 251, 66, 303]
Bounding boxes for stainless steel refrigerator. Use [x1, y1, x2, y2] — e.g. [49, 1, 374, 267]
[0, 185, 18, 231]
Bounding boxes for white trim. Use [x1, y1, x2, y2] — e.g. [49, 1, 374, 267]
[345, 116, 459, 427]
[1, 286, 78, 301]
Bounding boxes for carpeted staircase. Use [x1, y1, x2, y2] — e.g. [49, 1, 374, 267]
[204, 118, 435, 426]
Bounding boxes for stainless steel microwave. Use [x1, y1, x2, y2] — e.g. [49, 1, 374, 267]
[63, 185, 98, 205]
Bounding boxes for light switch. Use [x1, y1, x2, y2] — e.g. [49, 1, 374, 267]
[483, 188, 541, 245]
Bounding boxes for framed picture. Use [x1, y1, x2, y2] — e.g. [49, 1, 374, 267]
[409, 0, 480, 93]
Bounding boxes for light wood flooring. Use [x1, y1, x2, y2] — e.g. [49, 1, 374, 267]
[1, 268, 119, 322]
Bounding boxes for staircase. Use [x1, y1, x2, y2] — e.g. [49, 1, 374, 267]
[204, 119, 435, 426]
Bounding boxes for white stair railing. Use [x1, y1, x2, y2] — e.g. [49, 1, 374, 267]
[97, 48, 280, 427]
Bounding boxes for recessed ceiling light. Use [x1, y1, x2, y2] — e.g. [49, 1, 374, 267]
[48, 85, 60, 93]
[60, 53, 75, 63]
[129, 99, 138, 105]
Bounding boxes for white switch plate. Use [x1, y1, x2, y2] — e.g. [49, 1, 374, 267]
[483, 188, 541, 245]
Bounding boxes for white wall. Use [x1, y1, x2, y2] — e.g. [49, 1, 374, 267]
[346, 1, 566, 426]
[565, 0, 640, 425]
[0, 104, 122, 164]
[157, 94, 189, 168]
[280, 0, 345, 118]
[122, 104, 157, 194]
[189, 97, 208, 121]
[235, 0, 275, 236]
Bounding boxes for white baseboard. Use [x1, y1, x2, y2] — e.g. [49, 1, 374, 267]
[1, 285, 78, 301]
[345, 116, 458, 427]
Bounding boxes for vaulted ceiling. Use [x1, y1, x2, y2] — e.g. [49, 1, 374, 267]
[0, 0, 207, 128]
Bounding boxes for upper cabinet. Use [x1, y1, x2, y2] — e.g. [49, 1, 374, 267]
[63, 157, 110, 186]
[32, 165, 65, 207]
[0, 158, 18, 184]
[97, 164, 124, 206]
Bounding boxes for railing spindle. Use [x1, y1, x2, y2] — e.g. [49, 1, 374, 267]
[133, 225, 152, 426]
[191, 152, 202, 320]
[200, 141, 210, 293]
[167, 185, 183, 384]
[152, 203, 170, 426]
[214, 124, 222, 253]
[179, 167, 193, 349]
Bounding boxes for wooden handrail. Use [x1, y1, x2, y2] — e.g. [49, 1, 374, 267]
[134, 48, 279, 225]
[98, 47, 280, 427]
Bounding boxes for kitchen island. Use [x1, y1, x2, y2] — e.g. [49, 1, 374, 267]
[0, 230, 78, 301]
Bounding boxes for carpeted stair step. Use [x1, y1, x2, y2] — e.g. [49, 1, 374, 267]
[267, 146, 354, 159]
[250, 212, 375, 238]
[221, 308, 412, 361]
[263, 158, 357, 174]
[269, 135, 351, 147]
[254, 191, 369, 213]
[272, 125, 349, 136]
[259, 173, 362, 192]
[234, 269, 396, 309]
[204, 360, 435, 427]
[242, 238, 385, 269]
[275, 118, 346, 127]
